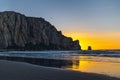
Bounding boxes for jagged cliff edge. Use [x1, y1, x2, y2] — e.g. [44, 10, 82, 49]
[0, 11, 81, 50]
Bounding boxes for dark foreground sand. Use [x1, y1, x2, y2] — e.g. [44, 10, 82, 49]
[0, 60, 119, 80]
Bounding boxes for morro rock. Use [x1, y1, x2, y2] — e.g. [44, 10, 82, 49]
[0, 11, 81, 50]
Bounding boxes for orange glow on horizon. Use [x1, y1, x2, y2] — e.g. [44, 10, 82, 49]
[64, 32, 120, 50]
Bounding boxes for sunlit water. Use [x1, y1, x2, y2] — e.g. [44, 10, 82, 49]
[0, 50, 120, 78]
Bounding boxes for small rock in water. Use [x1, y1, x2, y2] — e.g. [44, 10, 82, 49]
[88, 46, 92, 50]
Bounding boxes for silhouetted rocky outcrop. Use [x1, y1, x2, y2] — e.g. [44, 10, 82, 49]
[88, 46, 92, 50]
[0, 11, 81, 50]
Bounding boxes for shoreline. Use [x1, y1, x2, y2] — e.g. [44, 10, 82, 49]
[0, 50, 120, 58]
[0, 60, 120, 80]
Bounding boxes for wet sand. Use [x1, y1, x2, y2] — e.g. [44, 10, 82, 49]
[0, 60, 119, 80]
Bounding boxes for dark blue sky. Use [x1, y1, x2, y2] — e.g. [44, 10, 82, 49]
[0, 0, 120, 33]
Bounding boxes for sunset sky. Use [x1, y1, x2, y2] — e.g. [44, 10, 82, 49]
[0, 0, 120, 50]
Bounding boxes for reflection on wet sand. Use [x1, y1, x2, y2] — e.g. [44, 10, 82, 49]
[70, 56, 120, 78]
[0, 55, 120, 78]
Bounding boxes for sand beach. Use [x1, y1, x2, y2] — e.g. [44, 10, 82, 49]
[0, 60, 119, 80]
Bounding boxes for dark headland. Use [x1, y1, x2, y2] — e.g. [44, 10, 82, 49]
[0, 11, 81, 50]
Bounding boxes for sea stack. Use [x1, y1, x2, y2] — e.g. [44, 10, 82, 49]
[88, 46, 92, 50]
[0, 11, 81, 50]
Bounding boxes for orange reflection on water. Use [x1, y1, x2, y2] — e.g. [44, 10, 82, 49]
[70, 56, 120, 78]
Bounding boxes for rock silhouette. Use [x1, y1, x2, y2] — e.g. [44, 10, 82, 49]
[0, 11, 81, 50]
[88, 46, 92, 50]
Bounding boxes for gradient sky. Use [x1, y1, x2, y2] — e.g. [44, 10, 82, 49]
[0, 0, 120, 50]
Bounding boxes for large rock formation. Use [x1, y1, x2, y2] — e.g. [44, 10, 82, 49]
[0, 11, 81, 50]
